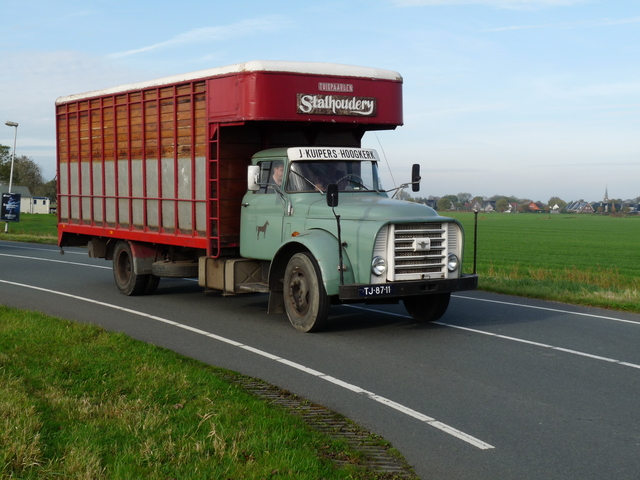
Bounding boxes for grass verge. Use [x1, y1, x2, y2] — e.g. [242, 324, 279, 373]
[2, 214, 57, 245]
[0, 306, 408, 479]
[448, 212, 640, 313]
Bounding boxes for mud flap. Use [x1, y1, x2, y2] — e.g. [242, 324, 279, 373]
[268, 290, 285, 314]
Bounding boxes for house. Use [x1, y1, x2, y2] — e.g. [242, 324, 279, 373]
[0, 185, 51, 214]
[469, 200, 483, 212]
[482, 201, 496, 213]
[566, 201, 595, 213]
[592, 202, 623, 214]
[527, 202, 542, 212]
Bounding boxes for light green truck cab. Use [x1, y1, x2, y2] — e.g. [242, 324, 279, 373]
[240, 146, 478, 332]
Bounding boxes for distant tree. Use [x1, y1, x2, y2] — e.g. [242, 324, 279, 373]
[495, 198, 510, 212]
[0, 144, 11, 182]
[396, 189, 413, 201]
[1, 147, 46, 195]
[489, 194, 514, 202]
[41, 178, 57, 200]
[518, 203, 531, 213]
[457, 192, 472, 204]
[548, 197, 567, 210]
[437, 197, 452, 211]
[13, 155, 45, 194]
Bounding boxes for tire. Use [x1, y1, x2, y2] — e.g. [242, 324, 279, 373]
[143, 274, 160, 295]
[113, 241, 153, 296]
[283, 252, 330, 332]
[403, 293, 451, 323]
[151, 260, 198, 278]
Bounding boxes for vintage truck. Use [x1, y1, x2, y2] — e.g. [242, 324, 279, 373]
[56, 60, 477, 331]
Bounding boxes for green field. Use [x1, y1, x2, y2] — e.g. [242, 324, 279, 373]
[448, 212, 640, 313]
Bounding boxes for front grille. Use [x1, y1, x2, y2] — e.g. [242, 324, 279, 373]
[392, 223, 447, 280]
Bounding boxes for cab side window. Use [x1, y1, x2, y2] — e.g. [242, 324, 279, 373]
[255, 161, 281, 194]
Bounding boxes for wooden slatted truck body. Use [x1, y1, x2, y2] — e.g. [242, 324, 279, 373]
[56, 60, 477, 331]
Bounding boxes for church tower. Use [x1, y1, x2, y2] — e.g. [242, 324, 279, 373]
[604, 186, 609, 203]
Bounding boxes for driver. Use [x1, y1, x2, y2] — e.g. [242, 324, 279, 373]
[270, 161, 284, 187]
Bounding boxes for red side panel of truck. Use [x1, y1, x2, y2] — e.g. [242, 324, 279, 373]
[56, 61, 403, 257]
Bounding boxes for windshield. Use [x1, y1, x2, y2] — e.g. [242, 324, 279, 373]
[286, 160, 383, 193]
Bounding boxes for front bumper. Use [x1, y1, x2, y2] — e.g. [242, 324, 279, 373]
[338, 274, 478, 301]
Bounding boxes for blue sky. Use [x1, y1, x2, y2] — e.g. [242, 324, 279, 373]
[2, 0, 639, 202]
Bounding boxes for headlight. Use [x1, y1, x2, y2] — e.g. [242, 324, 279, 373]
[372, 256, 386, 276]
[447, 253, 459, 272]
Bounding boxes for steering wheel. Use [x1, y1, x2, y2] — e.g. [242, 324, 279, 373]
[336, 174, 366, 190]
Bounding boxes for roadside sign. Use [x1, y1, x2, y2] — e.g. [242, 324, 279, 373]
[1, 193, 21, 222]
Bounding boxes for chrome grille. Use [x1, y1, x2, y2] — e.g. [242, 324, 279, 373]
[392, 223, 447, 280]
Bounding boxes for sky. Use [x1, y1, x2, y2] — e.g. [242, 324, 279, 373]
[1, 0, 639, 203]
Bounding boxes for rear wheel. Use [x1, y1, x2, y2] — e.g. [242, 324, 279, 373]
[284, 252, 330, 332]
[113, 241, 154, 296]
[403, 293, 451, 323]
[143, 274, 160, 295]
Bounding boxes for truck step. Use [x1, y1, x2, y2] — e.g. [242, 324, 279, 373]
[236, 283, 270, 293]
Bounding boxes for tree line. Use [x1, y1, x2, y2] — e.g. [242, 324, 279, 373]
[1, 144, 56, 199]
[406, 192, 638, 212]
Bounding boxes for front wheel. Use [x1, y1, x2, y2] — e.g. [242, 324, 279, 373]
[403, 293, 451, 323]
[284, 252, 330, 332]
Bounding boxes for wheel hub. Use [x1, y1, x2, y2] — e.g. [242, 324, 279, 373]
[288, 268, 309, 315]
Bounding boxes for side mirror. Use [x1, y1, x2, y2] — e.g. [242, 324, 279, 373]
[247, 165, 260, 191]
[326, 183, 339, 207]
[411, 164, 421, 192]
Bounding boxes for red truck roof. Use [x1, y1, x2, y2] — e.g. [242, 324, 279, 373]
[56, 60, 403, 127]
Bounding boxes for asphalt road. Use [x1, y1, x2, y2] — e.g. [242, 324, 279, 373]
[1, 239, 639, 479]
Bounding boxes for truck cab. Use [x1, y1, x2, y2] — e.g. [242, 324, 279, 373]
[237, 146, 477, 331]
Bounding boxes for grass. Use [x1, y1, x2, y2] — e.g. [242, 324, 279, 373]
[447, 212, 640, 313]
[0, 306, 394, 479]
[2, 214, 57, 244]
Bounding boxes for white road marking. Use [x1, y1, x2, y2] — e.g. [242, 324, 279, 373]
[434, 323, 640, 370]
[0, 279, 495, 451]
[345, 304, 640, 370]
[453, 294, 640, 326]
[0, 243, 87, 255]
[0, 253, 111, 269]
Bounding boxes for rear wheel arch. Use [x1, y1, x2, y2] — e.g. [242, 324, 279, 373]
[112, 240, 160, 296]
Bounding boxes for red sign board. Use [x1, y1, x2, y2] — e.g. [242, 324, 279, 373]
[207, 70, 402, 126]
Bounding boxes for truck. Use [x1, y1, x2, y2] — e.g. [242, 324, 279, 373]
[56, 60, 477, 332]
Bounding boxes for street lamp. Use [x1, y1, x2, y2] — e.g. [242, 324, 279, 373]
[4, 121, 18, 233]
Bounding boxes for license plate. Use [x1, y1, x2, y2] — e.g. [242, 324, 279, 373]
[358, 285, 395, 297]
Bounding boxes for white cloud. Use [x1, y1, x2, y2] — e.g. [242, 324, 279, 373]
[394, 0, 584, 8]
[110, 16, 293, 58]
[573, 82, 640, 97]
[483, 16, 640, 31]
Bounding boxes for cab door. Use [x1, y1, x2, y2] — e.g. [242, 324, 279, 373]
[239, 161, 286, 260]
